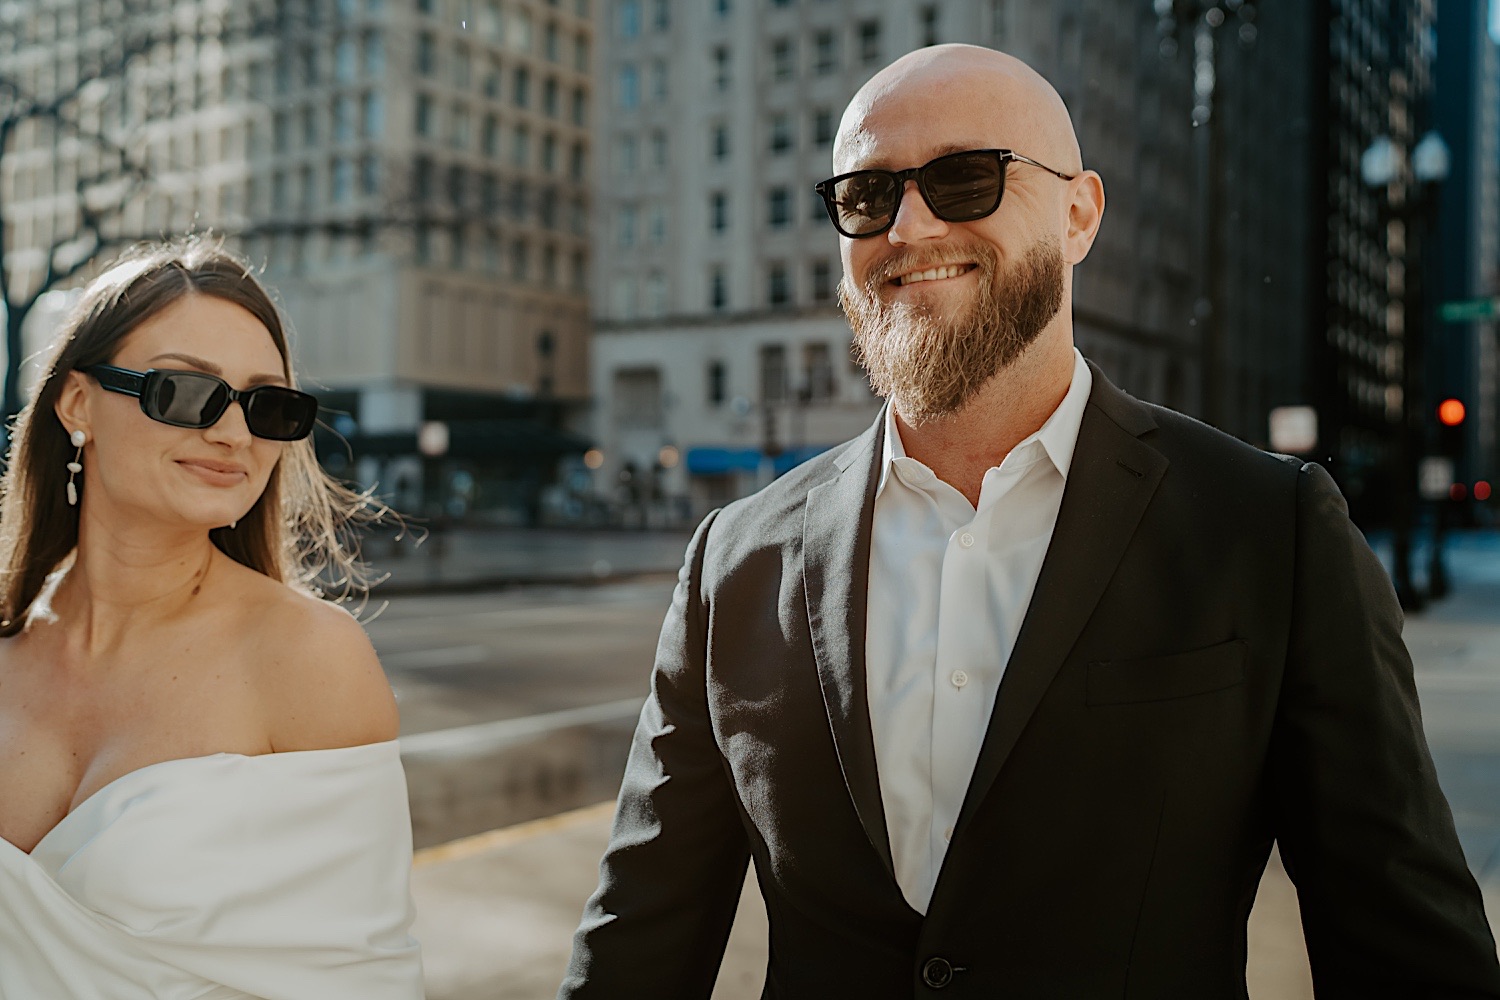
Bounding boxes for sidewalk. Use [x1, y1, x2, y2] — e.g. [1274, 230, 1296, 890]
[363, 526, 693, 594]
[409, 532, 1500, 999]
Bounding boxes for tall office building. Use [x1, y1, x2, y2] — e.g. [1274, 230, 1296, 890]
[1431, 0, 1499, 496]
[1, 0, 595, 521]
[588, 0, 1319, 516]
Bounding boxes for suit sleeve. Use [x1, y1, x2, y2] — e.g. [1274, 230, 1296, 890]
[558, 510, 752, 998]
[1271, 461, 1500, 998]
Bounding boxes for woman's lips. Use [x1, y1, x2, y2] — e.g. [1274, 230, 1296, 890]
[176, 459, 247, 486]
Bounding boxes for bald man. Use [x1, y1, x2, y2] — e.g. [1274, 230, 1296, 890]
[560, 46, 1500, 998]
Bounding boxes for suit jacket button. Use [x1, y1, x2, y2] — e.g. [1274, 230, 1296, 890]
[921, 957, 954, 989]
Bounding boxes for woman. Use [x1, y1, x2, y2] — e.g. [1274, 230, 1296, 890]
[0, 239, 424, 998]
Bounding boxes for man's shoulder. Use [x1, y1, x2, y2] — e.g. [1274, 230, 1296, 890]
[1124, 396, 1306, 484]
[712, 435, 866, 529]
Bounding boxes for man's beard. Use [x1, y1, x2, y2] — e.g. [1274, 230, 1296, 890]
[839, 238, 1065, 424]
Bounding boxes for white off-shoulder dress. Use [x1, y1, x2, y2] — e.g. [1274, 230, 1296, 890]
[0, 740, 425, 999]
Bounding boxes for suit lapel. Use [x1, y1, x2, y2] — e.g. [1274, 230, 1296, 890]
[802, 414, 896, 880]
[956, 367, 1168, 827]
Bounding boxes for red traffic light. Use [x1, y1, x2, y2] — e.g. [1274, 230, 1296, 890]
[1476, 481, 1493, 502]
[1437, 398, 1466, 426]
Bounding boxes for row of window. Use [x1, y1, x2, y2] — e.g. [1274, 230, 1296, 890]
[418, 0, 590, 31]
[415, 26, 588, 82]
[613, 0, 853, 40]
[705, 187, 832, 235]
[412, 160, 591, 233]
[414, 98, 586, 177]
[413, 224, 588, 291]
[613, 22, 881, 111]
[610, 258, 837, 322]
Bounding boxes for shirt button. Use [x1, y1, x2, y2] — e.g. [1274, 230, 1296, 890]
[951, 670, 969, 688]
[958, 531, 975, 548]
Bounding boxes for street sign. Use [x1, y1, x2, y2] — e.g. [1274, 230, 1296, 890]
[1419, 456, 1455, 501]
[1440, 297, 1500, 323]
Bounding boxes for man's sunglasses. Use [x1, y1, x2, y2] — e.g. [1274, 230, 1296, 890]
[814, 148, 1077, 239]
[82, 365, 319, 441]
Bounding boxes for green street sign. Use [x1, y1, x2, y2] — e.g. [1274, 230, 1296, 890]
[1440, 297, 1500, 323]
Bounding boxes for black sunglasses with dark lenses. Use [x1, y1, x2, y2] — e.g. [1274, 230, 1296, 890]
[83, 365, 319, 441]
[814, 148, 1077, 239]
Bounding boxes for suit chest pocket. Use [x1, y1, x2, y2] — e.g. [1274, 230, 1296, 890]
[1086, 638, 1247, 706]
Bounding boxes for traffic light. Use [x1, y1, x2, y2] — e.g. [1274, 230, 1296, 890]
[1437, 398, 1466, 429]
[1436, 398, 1466, 461]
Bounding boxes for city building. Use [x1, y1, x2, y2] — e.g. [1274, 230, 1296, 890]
[1, 0, 595, 522]
[1430, 0, 1498, 500]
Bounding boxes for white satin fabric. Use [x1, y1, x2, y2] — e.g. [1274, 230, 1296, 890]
[0, 740, 425, 999]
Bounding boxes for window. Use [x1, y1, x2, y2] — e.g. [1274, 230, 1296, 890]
[617, 133, 638, 174]
[454, 46, 472, 88]
[811, 260, 834, 302]
[543, 77, 560, 116]
[483, 115, 500, 155]
[332, 157, 353, 202]
[575, 34, 590, 72]
[713, 0, 730, 15]
[648, 204, 667, 244]
[512, 124, 531, 167]
[710, 267, 728, 310]
[652, 0, 669, 29]
[712, 46, 730, 91]
[617, 205, 638, 247]
[769, 113, 791, 154]
[645, 272, 667, 316]
[334, 95, 355, 141]
[511, 239, 530, 280]
[650, 130, 667, 168]
[514, 66, 531, 107]
[768, 264, 790, 306]
[451, 105, 471, 148]
[362, 91, 384, 137]
[989, 0, 1008, 45]
[858, 19, 881, 65]
[770, 38, 794, 81]
[812, 108, 835, 146]
[447, 164, 468, 207]
[804, 343, 835, 400]
[649, 59, 667, 102]
[570, 142, 587, 181]
[541, 133, 558, 171]
[301, 105, 317, 145]
[617, 64, 638, 108]
[415, 156, 434, 200]
[712, 123, 729, 160]
[760, 344, 787, 402]
[919, 5, 939, 47]
[545, 23, 560, 61]
[572, 87, 588, 125]
[710, 191, 728, 232]
[707, 361, 727, 404]
[415, 94, 434, 136]
[614, 368, 664, 429]
[484, 59, 502, 98]
[813, 30, 836, 74]
[273, 111, 290, 152]
[481, 173, 500, 212]
[360, 154, 381, 195]
[336, 37, 357, 81]
[618, 0, 640, 37]
[767, 187, 790, 227]
[417, 32, 436, 75]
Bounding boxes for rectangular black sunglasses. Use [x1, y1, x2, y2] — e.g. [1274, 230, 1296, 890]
[82, 365, 319, 441]
[814, 148, 1076, 239]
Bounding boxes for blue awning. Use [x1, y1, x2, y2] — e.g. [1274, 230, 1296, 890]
[685, 445, 835, 476]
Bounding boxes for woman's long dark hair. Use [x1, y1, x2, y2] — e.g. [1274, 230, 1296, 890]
[0, 237, 387, 635]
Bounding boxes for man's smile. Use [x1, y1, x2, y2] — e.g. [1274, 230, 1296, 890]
[890, 262, 979, 288]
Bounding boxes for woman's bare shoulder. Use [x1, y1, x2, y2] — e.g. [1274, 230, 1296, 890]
[243, 578, 400, 753]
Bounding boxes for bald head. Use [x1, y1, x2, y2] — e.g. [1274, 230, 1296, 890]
[834, 45, 1082, 176]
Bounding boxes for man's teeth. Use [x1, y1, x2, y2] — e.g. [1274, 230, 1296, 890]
[898, 264, 968, 285]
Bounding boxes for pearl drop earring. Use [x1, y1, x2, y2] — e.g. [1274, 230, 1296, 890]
[66, 430, 85, 506]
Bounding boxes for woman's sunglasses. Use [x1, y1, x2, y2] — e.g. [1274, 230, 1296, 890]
[814, 148, 1077, 239]
[82, 365, 319, 442]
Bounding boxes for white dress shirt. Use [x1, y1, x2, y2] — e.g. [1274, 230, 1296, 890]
[865, 349, 1092, 913]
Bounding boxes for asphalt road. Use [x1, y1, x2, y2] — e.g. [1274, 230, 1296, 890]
[366, 577, 677, 737]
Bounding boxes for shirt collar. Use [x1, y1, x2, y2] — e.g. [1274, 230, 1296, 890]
[876, 348, 1093, 495]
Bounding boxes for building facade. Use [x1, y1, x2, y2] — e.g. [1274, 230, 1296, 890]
[1, 0, 595, 522]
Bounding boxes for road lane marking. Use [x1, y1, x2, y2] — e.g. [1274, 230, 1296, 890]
[412, 800, 616, 869]
[382, 645, 491, 670]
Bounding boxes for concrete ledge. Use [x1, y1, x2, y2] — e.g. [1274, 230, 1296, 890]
[401, 698, 642, 849]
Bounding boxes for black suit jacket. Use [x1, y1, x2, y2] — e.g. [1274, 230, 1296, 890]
[561, 365, 1500, 999]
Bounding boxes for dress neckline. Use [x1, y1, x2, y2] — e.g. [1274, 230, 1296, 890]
[3, 740, 400, 858]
